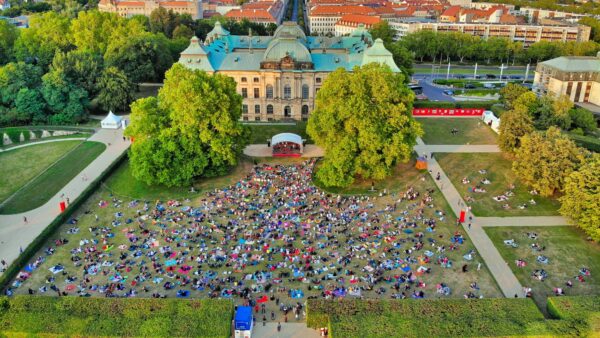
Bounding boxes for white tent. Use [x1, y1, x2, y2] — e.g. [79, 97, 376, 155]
[482, 110, 500, 133]
[271, 133, 303, 154]
[101, 111, 122, 129]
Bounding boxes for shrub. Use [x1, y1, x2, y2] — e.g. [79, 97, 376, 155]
[567, 132, 600, 152]
[0, 296, 233, 337]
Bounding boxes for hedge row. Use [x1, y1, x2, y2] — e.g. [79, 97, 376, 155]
[413, 100, 499, 109]
[307, 297, 600, 337]
[0, 152, 127, 292]
[0, 126, 95, 146]
[0, 296, 233, 337]
[567, 133, 600, 153]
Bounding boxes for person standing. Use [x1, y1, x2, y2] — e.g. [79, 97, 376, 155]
[23, 216, 27, 224]
[277, 322, 281, 332]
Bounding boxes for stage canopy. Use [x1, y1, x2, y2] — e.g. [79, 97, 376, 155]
[271, 133, 302, 147]
[101, 111, 122, 129]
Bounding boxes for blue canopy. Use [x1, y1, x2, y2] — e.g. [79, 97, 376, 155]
[235, 306, 253, 331]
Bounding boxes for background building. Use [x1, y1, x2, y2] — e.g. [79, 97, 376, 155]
[98, 0, 203, 19]
[179, 22, 400, 121]
[534, 53, 600, 109]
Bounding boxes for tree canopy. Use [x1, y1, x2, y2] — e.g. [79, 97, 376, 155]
[498, 108, 534, 154]
[560, 153, 600, 241]
[125, 64, 249, 187]
[307, 64, 422, 188]
[512, 127, 588, 197]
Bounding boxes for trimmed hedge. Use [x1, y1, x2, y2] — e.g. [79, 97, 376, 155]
[307, 297, 600, 337]
[0, 152, 127, 292]
[567, 133, 600, 153]
[307, 298, 548, 337]
[0, 296, 233, 337]
[413, 100, 499, 109]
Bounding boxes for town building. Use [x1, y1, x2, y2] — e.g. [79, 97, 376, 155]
[224, 0, 286, 25]
[0, 0, 10, 11]
[178, 22, 400, 121]
[98, 0, 203, 19]
[334, 14, 381, 36]
[534, 53, 600, 109]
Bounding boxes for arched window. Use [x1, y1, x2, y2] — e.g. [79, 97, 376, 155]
[302, 85, 309, 99]
[266, 85, 274, 99]
[284, 106, 292, 117]
[302, 105, 309, 115]
[284, 85, 292, 99]
[267, 104, 274, 114]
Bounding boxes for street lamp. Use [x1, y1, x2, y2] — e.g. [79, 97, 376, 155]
[499, 63, 507, 83]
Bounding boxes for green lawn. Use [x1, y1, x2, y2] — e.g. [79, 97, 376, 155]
[417, 118, 497, 145]
[103, 158, 253, 200]
[485, 226, 600, 311]
[0, 141, 83, 204]
[435, 152, 561, 217]
[246, 121, 311, 144]
[0, 141, 106, 214]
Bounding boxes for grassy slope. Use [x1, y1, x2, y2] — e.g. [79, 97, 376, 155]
[435, 152, 561, 217]
[0, 142, 106, 214]
[417, 118, 497, 145]
[103, 158, 253, 200]
[485, 226, 600, 311]
[0, 141, 83, 203]
[246, 122, 311, 144]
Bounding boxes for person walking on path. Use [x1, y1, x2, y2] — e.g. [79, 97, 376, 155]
[23, 216, 27, 224]
[277, 322, 281, 332]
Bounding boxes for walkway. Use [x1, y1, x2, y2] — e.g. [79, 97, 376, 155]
[252, 323, 320, 338]
[0, 128, 130, 276]
[415, 137, 569, 298]
[0, 138, 88, 153]
[244, 144, 324, 157]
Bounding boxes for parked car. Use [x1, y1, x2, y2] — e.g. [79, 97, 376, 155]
[455, 74, 466, 79]
[483, 83, 496, 89]
[509, 75, 522, 79]
[464, 83, 476, 89]
[485, 74, 496, 79]
[443, 90, 454, 95]
[474, 75, 482, 79]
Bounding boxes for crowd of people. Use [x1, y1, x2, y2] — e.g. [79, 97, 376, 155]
[8, 160, 488, 317]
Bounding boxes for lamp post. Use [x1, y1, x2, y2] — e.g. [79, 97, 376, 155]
[524, 63, 530, 84]
[499, 63, 507, 83]
[473, 62, 478, 79]
[446, 62, 451, 80]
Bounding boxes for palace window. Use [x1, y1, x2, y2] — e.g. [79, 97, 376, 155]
[284, 85, 292, 99]
[302, 85, 309, 99]
[242, 88, 248, 98]
[241, 77, 247, 83]
[267, 104, 274, 114]
[242, 104, 248, 114]
[255, 104, 260, 114]
[266, 85, 274, 98]
[302, 105, 309, 115]
[254, 88, 260, 98]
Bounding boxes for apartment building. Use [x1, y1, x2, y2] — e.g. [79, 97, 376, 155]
[98, 0, 203, 19]
[334, 15, 381, 36]
[224, 0, 286, 25]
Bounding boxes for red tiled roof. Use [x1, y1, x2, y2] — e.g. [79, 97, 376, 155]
[337, 14, 381, 25]
[441, 5, 460, 17]
[225, 8, 276, 21]
[310, 5, 376, 15]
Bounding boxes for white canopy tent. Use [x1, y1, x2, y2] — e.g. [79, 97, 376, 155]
[271, 133, 303, 155]
[482, 111, 500, 133]
[101, 111, 122, 129]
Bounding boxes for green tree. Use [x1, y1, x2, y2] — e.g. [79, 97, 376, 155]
[560, 153, 600, 241]
[97, 66, 135, 113]
[0, 62, 43, 107]
[172, 24, 194, 39]
[149, 7, 178, 38]
[0, 20, 18, 64]
[105, 33, 174, 83]
[307, 64, 422, 188]
[69, 10, 126, 54]
[387, 42, 414, 80]
[125, 64, 249, 187]
[569, 108, 597, 134]
[535, 95, 572, 130]
[50, 50, 104, 96]
[266, 23, 277, 35]
[512, 127, 588, 197]
[512, 91, 539, 116]
[498, 108, 534, 154]
[41, 69, 89, 124]
[369, 21, 395, 45]
[14, 88, 47, 124]
[13, 12, 72, 69]
[499, 83, 529, 109]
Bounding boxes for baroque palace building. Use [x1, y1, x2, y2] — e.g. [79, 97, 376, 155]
[178, 22, 400, 121]
[98, 0, 203, 19]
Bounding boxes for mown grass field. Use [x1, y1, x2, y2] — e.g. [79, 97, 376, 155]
[246, 121, 311, 144]
[0, 141, 83, 204]
[417, 118, 497, 145]
[486, 226, 600, 312]
[435, 152, 561, 217]
[0, 141, 106, 214]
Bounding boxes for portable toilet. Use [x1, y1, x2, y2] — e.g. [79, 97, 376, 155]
[234, 306, 253, 338]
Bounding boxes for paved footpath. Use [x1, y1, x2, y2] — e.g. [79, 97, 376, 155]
[0, 138, 88, 153]
[252, 322, 320, 338]
[0, 128, 129, 276]
[416, 138, 570, 298]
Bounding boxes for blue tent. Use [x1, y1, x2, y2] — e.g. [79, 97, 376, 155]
[235, 306, 253, 331]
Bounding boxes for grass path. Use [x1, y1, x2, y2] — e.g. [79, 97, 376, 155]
[0, 141, 83, 204]
[0, 142, 106, 214]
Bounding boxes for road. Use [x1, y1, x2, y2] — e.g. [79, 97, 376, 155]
[291, 0, 298, 21]
[416, 78, 455, 102]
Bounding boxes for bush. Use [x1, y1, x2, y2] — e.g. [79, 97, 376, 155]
[567, 132, 600, 152]
[0, 296, 233, 337]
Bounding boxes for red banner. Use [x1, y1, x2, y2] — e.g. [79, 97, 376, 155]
[412, 108, 485, 116]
